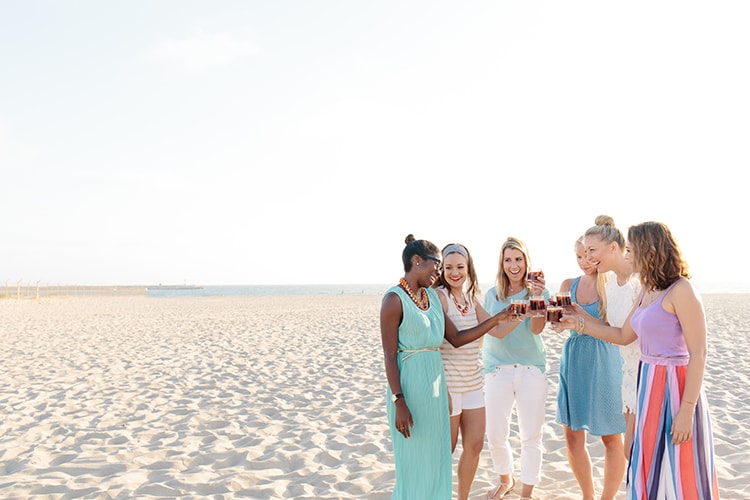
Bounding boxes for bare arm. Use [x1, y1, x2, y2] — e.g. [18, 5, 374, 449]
[667, 280, 707, 444]
[436, 287, 450, 314]
[559, 302, 639, 345]
[444, 307, 513, 347]
[476, 303, 518, 339]
[476, 302, 490, 323]
[529, 314, 546, 335]
[379, 292, 413, 437]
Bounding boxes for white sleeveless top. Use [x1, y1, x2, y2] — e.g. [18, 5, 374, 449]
[437, 287, 483, 393]
[605, 271, 642, 413]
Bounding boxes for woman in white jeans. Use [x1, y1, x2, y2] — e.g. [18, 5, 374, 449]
[483, 237, 548, 500]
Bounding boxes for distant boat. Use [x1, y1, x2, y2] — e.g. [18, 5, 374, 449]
[146, 284, 204, 290]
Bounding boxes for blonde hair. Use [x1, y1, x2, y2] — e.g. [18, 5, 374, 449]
[575, 235, 608, 322]
[494, 237, 532, 301]
[584, 215, 623, 322]
[596, 272, 608, 323]
[584, 215, 625, 249]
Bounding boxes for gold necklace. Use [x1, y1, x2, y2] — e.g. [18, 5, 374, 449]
[399, 278, 429, 310]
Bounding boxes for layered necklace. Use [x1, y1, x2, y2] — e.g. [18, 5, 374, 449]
[399, 278, 429, 310]
[450, 291, 471, 316]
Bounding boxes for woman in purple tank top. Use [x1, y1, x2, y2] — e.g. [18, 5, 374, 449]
[557, 221, 719, 499]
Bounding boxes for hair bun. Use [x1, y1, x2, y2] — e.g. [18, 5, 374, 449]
[405, 234, 416, 245]
[595, 215, 615, 227]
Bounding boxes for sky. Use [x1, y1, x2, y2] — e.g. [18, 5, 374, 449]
[2, 1, 749, 290]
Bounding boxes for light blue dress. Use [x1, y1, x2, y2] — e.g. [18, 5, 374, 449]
[555, 277, 625, 435]
[384, 285, 452, 499]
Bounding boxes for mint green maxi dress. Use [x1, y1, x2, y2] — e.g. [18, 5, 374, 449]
[384, 285, 452, 499]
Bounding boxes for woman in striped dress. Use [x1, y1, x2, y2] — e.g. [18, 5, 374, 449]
[435, 243, 492, 500]
[560, 222, 719, 499]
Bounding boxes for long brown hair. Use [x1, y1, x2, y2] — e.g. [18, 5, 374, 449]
[436, 243, 481, 302]
[628, 222, 690, 291]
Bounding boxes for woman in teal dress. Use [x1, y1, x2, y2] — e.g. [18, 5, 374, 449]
[380, 235, 511, 499]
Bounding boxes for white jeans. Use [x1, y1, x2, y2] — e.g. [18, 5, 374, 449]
[484, 364, 547, 485]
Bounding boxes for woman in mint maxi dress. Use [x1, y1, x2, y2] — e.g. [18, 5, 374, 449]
[385, 284, 452, 499]
[380, 235, 511, 500]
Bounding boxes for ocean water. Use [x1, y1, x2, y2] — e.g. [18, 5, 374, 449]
[146, 284, 393, 298]
[145, 281, 750, 298]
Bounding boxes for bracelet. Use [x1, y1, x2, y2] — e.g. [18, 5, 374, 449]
[578, 316, 585, 333]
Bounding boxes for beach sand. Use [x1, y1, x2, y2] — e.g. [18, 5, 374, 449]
[0, 294, 747, 499]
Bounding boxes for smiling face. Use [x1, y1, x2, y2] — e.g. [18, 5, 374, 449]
[415, 253, 442, 288]
[584, 234, 617, 272]
[624, 242, 635, 271]
[441, 252, 468, 292]
[575, 241, 597, 276]
[502, 248, 527, 283]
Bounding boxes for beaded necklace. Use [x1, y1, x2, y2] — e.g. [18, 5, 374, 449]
[450, 291, 470, 316]
[399, 278, 429, 310]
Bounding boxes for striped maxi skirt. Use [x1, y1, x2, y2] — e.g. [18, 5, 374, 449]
[626, 354, 720, 499]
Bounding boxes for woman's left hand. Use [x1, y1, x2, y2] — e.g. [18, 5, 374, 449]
[670, 405, 695, 445]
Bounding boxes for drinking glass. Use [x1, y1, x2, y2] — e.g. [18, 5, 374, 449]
[546, 305, 563, 324]
[511, 299, 528, 320]
[555, 291, 572, 308]
[529, 297, 546, 317]
[527, 268, 543, 283]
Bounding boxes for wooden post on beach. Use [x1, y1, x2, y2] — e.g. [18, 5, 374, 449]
[16, 280, 21, 300]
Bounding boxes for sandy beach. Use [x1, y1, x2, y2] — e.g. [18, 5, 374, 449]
[1, 293, 747, 499]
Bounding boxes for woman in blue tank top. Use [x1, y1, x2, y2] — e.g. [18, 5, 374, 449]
[555, 237, 626, 500]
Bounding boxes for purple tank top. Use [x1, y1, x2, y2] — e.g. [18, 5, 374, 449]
[629, 280, 688, 358]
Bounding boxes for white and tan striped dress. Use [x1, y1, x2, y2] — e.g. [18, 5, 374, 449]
[437, 287, 484, 394]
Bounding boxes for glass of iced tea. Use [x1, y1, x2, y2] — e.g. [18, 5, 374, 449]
[529, 297, 546, 317]
[527, 268, 543, 283]
[546, 305, 563, 324]
[510, 299, 528, 320]
[556, 291, 572, 308]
